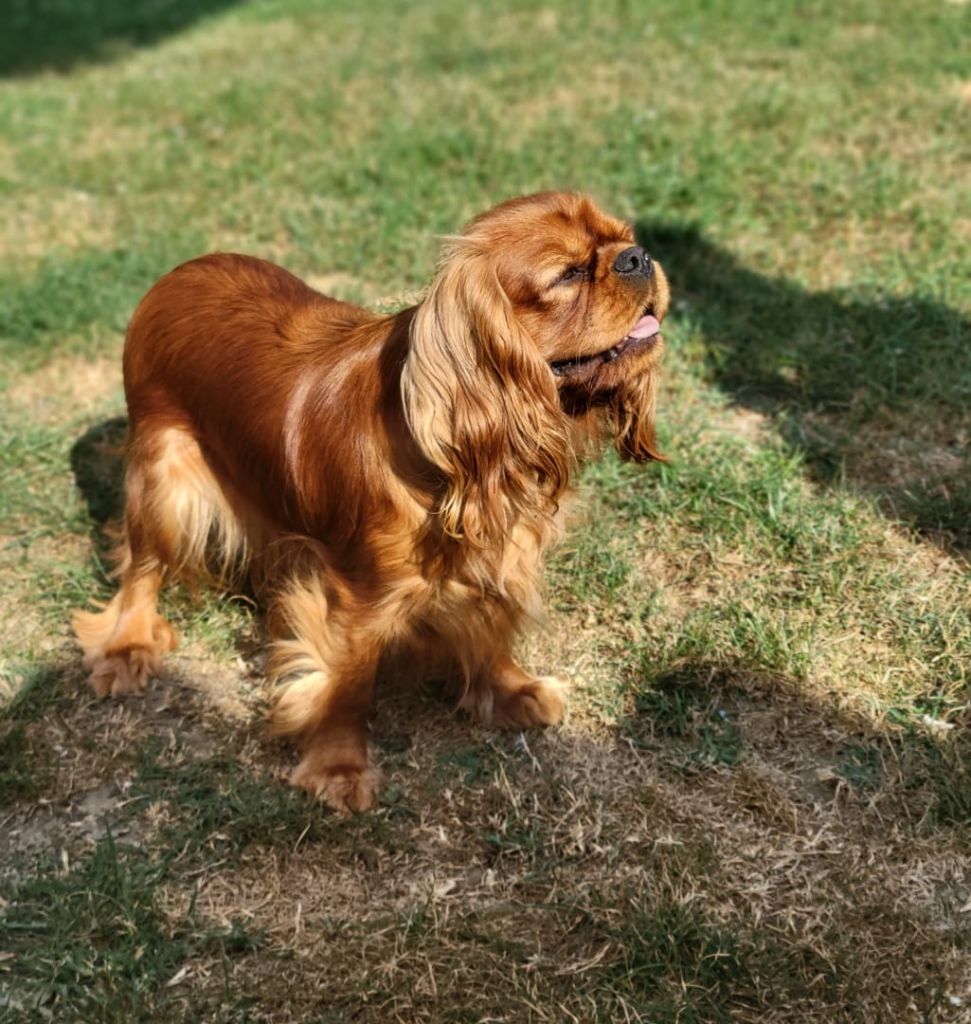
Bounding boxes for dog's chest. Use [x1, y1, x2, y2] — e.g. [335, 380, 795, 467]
[415, 515, 562, 628]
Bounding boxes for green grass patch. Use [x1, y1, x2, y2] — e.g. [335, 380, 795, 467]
[629, 667, 744, 768]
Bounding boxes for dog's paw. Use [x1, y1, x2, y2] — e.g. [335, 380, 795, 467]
[86, 647, 158, 697]
[490, 675, 569, 730]
[80, 611, 177, 698]
[290, 753, 381, 815]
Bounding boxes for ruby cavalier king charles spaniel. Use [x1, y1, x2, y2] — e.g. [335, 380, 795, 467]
[73, 192, 670, 813]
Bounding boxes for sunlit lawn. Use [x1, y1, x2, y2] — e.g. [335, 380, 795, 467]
[1, 1, 969, 1021]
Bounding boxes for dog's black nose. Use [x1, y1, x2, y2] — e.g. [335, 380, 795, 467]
[613, 245, 653, 279]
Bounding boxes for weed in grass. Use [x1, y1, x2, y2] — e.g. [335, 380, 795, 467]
[435, 744, 502, 786]
[691, 712, 743, 768]
[836, 743, 882, 790]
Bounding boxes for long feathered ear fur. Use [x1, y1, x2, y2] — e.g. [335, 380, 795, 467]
[610, 370, 664, 463]
[401, 244, 571, 548]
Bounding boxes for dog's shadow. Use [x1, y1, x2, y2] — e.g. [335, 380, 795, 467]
[637, 220, 971, 556]
[70, 416, 128, 530]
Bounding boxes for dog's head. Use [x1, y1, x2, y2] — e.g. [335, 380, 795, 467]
[402, 191, 669, 546]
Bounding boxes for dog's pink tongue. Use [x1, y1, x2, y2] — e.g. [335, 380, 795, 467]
[627, 314, 660, 339]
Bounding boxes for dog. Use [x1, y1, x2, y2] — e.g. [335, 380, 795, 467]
[72, 192, 670, 813]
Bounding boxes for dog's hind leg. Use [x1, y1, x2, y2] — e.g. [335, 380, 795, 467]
[73, 423, 244, 697]
[74, 560, 174, 698]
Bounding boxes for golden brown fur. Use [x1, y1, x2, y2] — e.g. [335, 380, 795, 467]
[72, 192, 670, 813]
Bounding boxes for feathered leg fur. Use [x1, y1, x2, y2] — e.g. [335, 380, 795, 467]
[268, 577, 383, 814]
[73, 423, 243, 697]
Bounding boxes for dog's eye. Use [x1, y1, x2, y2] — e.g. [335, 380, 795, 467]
[556, 265, 589, 285]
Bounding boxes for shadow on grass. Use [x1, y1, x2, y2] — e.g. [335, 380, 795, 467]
[637, 220, 971, 555]
[2, 0, 244, 77]
[69, 416, 128, 582]
[2, 649, 967, 1021]
[620, 657, 971, 830]
[70, 416, 127, 529]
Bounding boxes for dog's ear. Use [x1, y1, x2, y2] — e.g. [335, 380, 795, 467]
[610, 370, 664, 462]
[401, 246, 569, 548]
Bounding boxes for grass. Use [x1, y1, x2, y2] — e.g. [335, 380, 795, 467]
[1, 0, 970, 1020]
[1, 830, 266, 1023]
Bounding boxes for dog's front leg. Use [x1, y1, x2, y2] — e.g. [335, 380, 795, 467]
[288, 660, 382, 815]
[268, 580, 383, 814]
